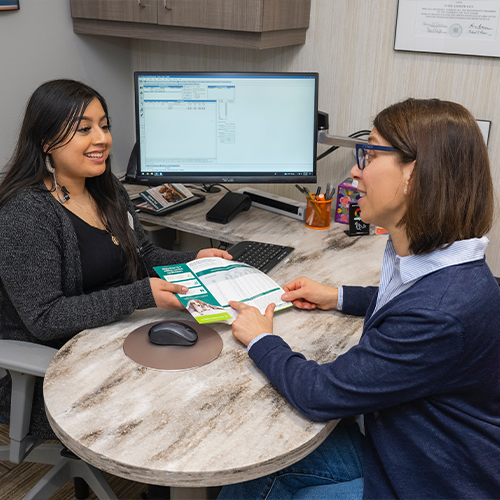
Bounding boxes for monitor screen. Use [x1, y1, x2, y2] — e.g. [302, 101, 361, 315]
[133, 71, 318, 186]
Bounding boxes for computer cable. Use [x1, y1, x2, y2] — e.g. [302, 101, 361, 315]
[185, 183, 232, 194]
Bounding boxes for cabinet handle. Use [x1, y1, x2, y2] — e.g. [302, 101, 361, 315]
[138, 0, 146, 6]
[164, 0, 172, 10]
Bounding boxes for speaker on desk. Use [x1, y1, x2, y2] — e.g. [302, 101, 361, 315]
[206, 192, 252, 224]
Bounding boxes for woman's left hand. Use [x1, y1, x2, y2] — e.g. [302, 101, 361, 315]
[229, 301, 275, 347]
[196, 248, 233, 260]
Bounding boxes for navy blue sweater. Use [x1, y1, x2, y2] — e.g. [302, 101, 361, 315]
[249, 259, 500, 499]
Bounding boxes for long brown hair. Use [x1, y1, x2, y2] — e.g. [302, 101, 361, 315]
[374, 98, 493, 255]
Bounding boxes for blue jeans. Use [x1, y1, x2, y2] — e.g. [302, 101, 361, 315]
[218, 419, 365, 500]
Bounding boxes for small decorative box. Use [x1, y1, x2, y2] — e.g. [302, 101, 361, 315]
[335, 177, 360, 224]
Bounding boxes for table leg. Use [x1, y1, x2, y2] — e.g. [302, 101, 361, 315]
[170, 487, 208, 500]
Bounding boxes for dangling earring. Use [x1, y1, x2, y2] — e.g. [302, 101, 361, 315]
[45, 155, 55, 174]
[45, 154, 70, 203]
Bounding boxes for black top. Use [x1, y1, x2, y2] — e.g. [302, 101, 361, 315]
[0, 178, 198, 439]
[64, 207, 126, 293]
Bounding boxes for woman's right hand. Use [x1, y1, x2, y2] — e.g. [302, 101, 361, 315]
[282, 277, 338, 310]
[149, 278, 189, 310]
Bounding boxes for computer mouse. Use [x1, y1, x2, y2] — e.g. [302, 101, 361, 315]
[148, 321, 198, 346]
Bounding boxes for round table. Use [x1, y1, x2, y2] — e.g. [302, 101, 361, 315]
[43, 306, 364, 488]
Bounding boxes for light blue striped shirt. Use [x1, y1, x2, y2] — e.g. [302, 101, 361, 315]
[338, 236, 489, 316]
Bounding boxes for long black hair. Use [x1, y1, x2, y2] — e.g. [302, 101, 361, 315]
[0, 79, 142, 282]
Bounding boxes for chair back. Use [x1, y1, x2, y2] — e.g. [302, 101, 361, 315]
[0, 340, 57, 463]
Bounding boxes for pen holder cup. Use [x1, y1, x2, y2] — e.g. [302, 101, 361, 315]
[305, 198, 332, 230]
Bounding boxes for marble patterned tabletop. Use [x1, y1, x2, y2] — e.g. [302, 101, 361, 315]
[43, 191, 388, 487]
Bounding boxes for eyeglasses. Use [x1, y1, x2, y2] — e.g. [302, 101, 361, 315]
[356, 144, 397, 170]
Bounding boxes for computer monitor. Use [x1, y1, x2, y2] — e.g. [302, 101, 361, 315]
[133, 71, 318, 186]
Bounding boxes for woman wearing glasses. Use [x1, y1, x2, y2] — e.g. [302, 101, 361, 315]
[220, 99, 500, 499]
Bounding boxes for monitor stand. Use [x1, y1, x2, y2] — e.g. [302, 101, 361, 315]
[202, 184, 221, 193]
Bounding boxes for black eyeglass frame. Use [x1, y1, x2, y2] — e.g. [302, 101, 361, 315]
[356, 144, 397, 170]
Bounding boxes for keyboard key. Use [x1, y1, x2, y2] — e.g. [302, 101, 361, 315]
[228, 241, 294, 274]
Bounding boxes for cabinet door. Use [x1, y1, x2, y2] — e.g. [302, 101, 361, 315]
[158, 0, 265, 31]
[70, 0, 157, 24]
[262, 0, 310, 31]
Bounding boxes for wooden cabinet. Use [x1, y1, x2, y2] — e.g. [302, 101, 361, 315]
[70, 0, 158, 23]
[70, 0, 311, 49]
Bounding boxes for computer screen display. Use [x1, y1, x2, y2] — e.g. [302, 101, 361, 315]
[134, 71, 318, 186]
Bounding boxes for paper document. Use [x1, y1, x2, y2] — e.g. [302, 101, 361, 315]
[416, 0, 499, 40]
[154, 257, 292, 324]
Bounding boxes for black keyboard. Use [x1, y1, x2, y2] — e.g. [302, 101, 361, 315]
[228, 241, 294, 274]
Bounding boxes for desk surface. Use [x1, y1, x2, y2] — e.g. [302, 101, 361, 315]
[125, 185, 386, 288]
[44, 187, 387, 487]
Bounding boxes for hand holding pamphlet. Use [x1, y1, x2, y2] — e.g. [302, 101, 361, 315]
[154, 257, 292, 324]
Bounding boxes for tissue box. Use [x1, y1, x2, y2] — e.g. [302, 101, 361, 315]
[335, 177, 360, 224]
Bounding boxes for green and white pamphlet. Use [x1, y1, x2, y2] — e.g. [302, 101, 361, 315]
[154, 257, 292, 324]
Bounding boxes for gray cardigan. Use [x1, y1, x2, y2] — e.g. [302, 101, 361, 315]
[0, 178, 197, 438]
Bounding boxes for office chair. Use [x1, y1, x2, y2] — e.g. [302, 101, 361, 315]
[0, 339, 118, 500]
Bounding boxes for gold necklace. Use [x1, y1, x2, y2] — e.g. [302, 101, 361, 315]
[72, 197, 120, 246]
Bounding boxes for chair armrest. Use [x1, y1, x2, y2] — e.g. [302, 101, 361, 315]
[0, 340, 58, 378]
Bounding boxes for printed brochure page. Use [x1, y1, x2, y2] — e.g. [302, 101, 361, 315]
[154, 257, 292, 324]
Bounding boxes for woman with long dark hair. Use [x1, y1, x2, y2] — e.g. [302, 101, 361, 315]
[0, 79, 230, 438]
[220, 99, 500, 499]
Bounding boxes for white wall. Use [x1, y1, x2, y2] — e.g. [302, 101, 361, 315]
[132, 0, 500, 275]
[0, 0, 134, 173]
[1, 0, 498, 274]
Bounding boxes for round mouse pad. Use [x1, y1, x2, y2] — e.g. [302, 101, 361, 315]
[123, 321, 223, 371]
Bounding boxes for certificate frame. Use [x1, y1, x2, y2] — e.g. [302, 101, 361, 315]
[0, 0, 19, 10]
[477, 119, 492, 145]
[394, 0, 500, 58]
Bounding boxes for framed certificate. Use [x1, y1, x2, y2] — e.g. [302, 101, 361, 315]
[395, 0, 500, 57]
[477, 119, 492, 145]
[0, 0, 19, 10]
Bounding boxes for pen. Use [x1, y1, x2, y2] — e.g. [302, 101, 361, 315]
[295, 184, 306, 195]
[303, 187, 315, 202]
[326, 184, 336, 201]
[315, 186, 321, 197]
[303, 187, 322, 217]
